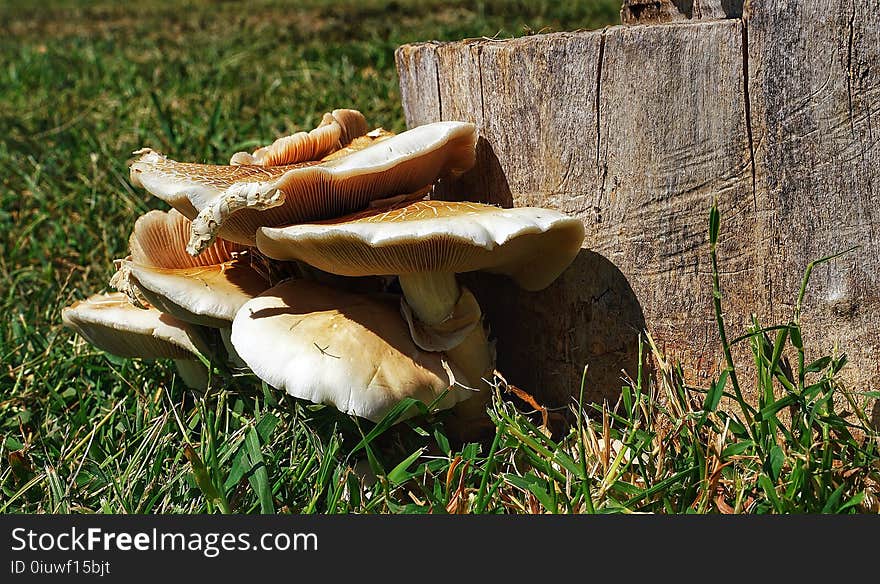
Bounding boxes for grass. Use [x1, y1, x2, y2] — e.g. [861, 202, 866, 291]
[1, 0, 878, 514]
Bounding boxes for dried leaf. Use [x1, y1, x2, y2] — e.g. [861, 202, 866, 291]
[715, 487, 736, 514]
[8, 450, 34, 484]
[445, 455, 463, 493]
[445, 460, 470, 514]
[503, 380, 550, 434]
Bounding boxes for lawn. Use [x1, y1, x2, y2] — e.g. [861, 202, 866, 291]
[1, 0, 877, 514]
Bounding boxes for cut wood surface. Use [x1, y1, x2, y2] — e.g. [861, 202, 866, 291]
[395, 1, 880, 407]
[621, 0, 743, 24]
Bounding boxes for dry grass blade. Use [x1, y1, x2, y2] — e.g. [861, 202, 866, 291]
[445, 460, 471, 514]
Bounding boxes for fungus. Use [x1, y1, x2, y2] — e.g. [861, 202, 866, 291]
[254, 199, 585, 427]
[319, 127, 396, 161]
[129, 121, 477, 255]
[230, 279, 472, 422]
[229, 108, 369, 166]
[113, 208, 270, 329]
[61, 292, 210, 389]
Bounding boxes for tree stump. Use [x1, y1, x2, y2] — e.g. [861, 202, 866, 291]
[620, 0, 743, 24]
[395, 1, 880, 408]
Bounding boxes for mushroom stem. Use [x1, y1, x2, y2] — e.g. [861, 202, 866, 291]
[399, 271, 495, 433]
[398, 272, 461, 326]
[219, 327, 246, 368]
[173, 359, 209, 390]
[445, 324, 494, 419]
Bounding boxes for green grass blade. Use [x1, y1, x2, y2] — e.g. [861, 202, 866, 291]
[244, 426, 274, 514]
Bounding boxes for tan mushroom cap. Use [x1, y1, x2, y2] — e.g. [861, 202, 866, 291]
[230, 279, 473, 422]
[129, 121, 477, 255]
[118, 209, 270, 327]
[133, 109, 368, 215]
[61, 292, 207, 360]
[256, 200, 586, 291]
[129, 208, 247, 268]
[320, 128, 395, 161]
[229, 108, 369, 166]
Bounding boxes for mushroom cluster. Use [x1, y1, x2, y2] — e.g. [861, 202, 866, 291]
[63, 108, 585, 434]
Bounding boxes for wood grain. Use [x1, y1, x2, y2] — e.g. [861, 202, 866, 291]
[747, 0, 880, 401]
[621, 0, 743, 24]
[395, 2, 880, 407]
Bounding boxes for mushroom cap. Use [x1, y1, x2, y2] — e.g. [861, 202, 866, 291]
[129, 121, 477, 252]
[120, 209, 270, 327]
[229, 109, 369, 166]
[129, 263, 268, 328]
[230, 279, 473, 422]
[320, 127, 395, 162]
[129, 208, 247, 268]
[61, 292, 207, 359]
[256, 200, 586, 291]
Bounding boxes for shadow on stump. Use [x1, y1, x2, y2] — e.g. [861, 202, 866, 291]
[462, 249, 647, 410]
[436, 137, 513, 207]
[437, 137, 648, 410]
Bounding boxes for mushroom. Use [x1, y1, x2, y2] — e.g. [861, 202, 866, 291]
[129, 121, 476, 255]
[230, 279, 473, 422]
[61, 292, 211, 389]
[318, 127, 395, 162]
[112, 208, 271, 329]
[253, 199, 585, 427]
[229, 108, 370, 166]
[109, 208, 274, 368]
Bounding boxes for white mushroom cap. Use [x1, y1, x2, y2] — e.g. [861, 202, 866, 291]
[229, 109, 369, 166]
[61, 292, 208, 359]
[255, 200, 585, 291]
[118, 209, 270, 328]
[230, 279, 473, 422]
[129, 121, 477, 255]
[129, 263, 268, 328]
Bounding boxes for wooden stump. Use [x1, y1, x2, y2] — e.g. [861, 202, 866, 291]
[620, 0, 743, 24]
[395, 1, 880, 408]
